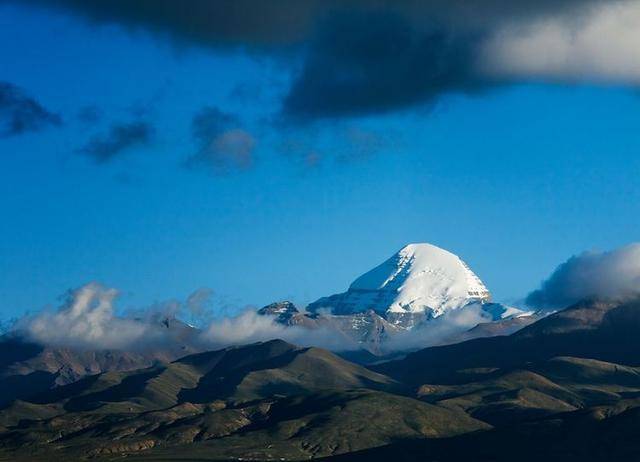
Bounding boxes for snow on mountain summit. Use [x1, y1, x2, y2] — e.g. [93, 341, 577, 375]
[260, 243, 531, 350]
[350, 243, 490, 313]
[307, 243, 492, 323]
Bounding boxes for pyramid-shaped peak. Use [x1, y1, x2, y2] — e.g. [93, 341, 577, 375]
[350, 242, 488, 296]
[309, 242, 491, 319]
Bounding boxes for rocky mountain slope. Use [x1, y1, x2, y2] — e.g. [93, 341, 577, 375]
[0, 318, 201, 407]
[0, 340, 485, 460]
[258, 301, 402, 354]
[2, 298, 640, 461]
[375, 299, 640, 384]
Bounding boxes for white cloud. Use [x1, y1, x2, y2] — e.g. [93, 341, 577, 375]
[383, 303, 495, 352]
[199, 310, 288, 347]
[481, 1, 640, 84]
[14, 284, 359, 352]
[198, 309, 359, 351]
[526, 243, 640, 309]
[17, 282, 160, 350]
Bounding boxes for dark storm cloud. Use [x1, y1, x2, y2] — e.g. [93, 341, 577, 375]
[186, 106, 255, 173]
[11, 0, 599, 45]
[0, 81, 62, 137]
[10, 0, 625, 119]
[526, 244, 640, 309]
[78, 121, 153, 163]
[283, 12, 489, 119]
[11, 0, 328, 46]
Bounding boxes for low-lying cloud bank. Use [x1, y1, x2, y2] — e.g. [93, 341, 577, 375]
[10, 282, 360, 353]
[199, 310, 358, 352]
[9, 286, 511, 357]
[526, 243, 640, 309]
[11, 243, 640, 354]
[383, 303, 503, 352]
[9, 281, 496, 354]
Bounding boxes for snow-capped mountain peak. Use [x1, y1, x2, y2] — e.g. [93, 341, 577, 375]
[307, 243, 492, 322]
[259, 243, 531, 351]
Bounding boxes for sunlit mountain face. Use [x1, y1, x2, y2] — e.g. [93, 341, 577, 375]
[2, 1, 640, 461]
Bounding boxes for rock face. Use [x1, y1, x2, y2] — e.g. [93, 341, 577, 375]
[257, 302, 401, 354]
[257, 301, 300, 324]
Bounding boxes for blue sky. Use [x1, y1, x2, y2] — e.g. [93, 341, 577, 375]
[1, 2, 640, 319]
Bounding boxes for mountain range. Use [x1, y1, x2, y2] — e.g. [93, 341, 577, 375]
[1, 298, 640, 461]
[1, 243, 638, 461]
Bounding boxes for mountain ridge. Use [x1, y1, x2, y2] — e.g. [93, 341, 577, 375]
[2, 298, 640, 460]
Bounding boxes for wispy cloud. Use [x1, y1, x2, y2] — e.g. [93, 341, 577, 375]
[0, 81, 62, 137]
[186, 106, 256, 173]
[383, 303, 500, 352]
[13, 283, 218, 351]
[199, 309, 359, 351]
[9, 280, 506, 355]
[78, 121, 153, 163]
[11, 282, 356, 352]
[279, 124, 397, 169]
